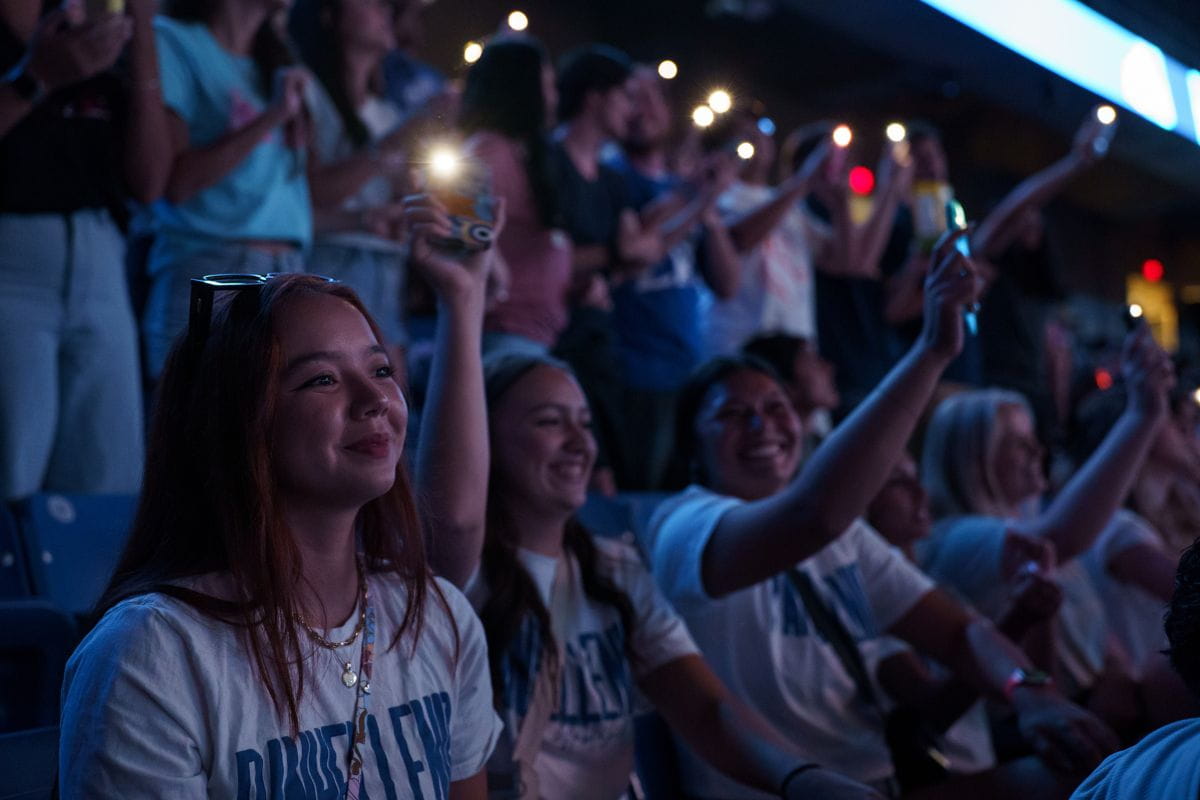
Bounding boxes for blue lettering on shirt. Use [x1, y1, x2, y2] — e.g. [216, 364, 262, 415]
[232, 692, 453, 799]
[773, 564, 878, 642]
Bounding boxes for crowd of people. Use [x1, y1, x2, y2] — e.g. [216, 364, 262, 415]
[5, 0, 1200, 798]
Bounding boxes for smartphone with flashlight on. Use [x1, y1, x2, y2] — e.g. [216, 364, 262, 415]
[422, 144, 496, 252]
[84, 0, 125, 16]
[946, 198, 979, 335]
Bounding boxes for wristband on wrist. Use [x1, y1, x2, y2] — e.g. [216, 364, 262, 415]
[1003, 667, 1054, 703]
[779, 763, 820, 796]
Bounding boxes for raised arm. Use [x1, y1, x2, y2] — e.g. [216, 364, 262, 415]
[725, 141, 829, 254]
[409, 195, 503, 587]
[1012, 325, 1172, 562]
[162, 67, 307, 205]
[972, 111, 1108, 260]
[121, 0, 171, 203]
[640, 655, 883, 799]
[702, 231, 978, 597]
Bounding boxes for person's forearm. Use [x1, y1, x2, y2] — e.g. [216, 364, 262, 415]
[726, 176, 806, 254]
[1024, 409, 1162, 562]
[164, 108, 286, 204]
[877, 651, 981, 733]
[845, 181, 906, 279]
[309, 150, 388, 210]
[641, 657, 808, 794]
[973, 154, 1085, 259]
[123, 11, 172, 203]
[700, 216, 741, 299]
[416, 287, 489, 588]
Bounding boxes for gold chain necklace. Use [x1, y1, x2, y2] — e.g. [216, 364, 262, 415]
[294, 562, 369, 688]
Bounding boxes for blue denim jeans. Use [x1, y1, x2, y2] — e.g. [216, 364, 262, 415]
[0, 210, 144, 500]
[141, 238, 304, 378]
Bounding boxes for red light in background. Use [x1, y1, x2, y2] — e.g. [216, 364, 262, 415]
[1142, 259, 1165, 282]
[1095, 368, 1114, 391]
[849, 166, 875, 195]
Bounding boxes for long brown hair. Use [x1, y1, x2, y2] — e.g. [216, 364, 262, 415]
[479, 357, 637, 708]
[97, 275, 441, 733]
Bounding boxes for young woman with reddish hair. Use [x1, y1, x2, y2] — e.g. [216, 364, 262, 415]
[59, 268, 502, 797]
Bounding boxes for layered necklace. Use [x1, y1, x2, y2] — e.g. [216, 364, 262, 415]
[295, 559, 370, 689]
[294, 555, 378, 799]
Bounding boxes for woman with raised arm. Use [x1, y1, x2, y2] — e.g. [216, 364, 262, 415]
[60, 273, 501, 798]
[641, 232, 1117, 797]
[919, 328, 1172, 705]
[407, 194, 882, 800]
[141, 0, 313, 377]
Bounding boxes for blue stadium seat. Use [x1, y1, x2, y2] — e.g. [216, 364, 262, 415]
[0, 725, 58, 800]
[12, 494, 136, 617]
[0, 505, 30, 599]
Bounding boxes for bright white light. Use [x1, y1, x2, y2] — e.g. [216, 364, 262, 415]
[1129, 303, 1144, 318]
[507, 10, 528, 31]
[463, 41, 483, 64]
[1120, 41, 1177, 129]
[692, 105, 715, 128]
[886, 122, 907, 142]
[737, 141, 755, 160]
[707, 90, 732, 114]
[1192, 387, 1200, 406]
[1096, 104, 1117, 124]
[918, 0, 1189, 137]
[832, 124, 853, 147]
[429, 147, 460, 180]
[657, 60, 678, 80]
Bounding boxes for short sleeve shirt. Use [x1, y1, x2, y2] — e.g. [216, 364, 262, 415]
[641, 485, 934, 792]
[60, 573, 501, 798]
[150, 17, 311, 255]
[466, 537, 698, 800]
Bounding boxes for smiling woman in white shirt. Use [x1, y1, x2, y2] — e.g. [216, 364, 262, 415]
[59, 272, 502, 799]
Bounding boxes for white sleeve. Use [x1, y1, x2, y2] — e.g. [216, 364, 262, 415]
[643, 487, 743, 610]
[440, 581, 504, 781]
[1097, 511, 1164, 570]
[595, 539, 699, 679]
[59, 599, 208, 800]
[851, 521, 935, 631]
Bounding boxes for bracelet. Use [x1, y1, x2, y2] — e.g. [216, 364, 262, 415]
[779, 763, 820, 796]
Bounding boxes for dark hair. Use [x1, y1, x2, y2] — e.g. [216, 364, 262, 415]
[98, 275, 445, 733]
[480, 355, 638, 708]
[556, 44, 632, 122]
[164, 0, 297, 98]
[1165, 537, 1200, 698]
[289, 0, 387, 148]
[672, 354, 785, 487]
[460, 38, 560, 228]
[742, 333, 809, 384]
[1069, 386, 1128, 468]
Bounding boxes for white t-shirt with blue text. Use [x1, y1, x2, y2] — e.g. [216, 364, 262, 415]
[466, 536, 698, 800]
[60, 572, 501, 799]
[642, 485, 935, 794]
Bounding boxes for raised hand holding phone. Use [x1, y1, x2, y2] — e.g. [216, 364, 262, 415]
[945, 198, 980, 335]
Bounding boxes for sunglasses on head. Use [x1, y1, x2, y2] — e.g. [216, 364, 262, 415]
[187, 273, 337, 348]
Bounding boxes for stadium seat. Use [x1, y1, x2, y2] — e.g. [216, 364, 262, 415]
[12, 494, 136, 617]
[0, 601, 75, 733]
[0, 505, 30, 599]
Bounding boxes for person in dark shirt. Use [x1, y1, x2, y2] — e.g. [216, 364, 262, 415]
[0, 0, 169, 500]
